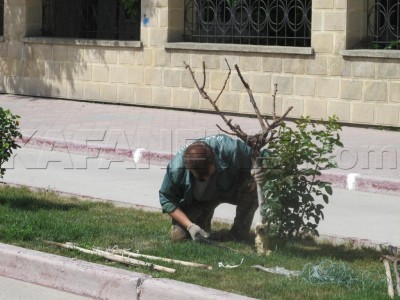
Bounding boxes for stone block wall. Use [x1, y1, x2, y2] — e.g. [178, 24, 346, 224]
[0, 0, 399, 127]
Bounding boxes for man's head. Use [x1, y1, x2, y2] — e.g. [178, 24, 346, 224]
[184, 141, 216, 181]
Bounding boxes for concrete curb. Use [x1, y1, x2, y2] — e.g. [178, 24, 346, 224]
[0, 243, 255, 300]
[19, 136, 400, 197]
[312, 233, 400, 255]
[0, 243, 145, 299]
[319, 173, 400, 197]
[19, 136, 173, 166]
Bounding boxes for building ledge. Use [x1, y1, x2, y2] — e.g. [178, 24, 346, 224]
[22, 37, 142, 48]
[165, 42, 314, 55]
[341, 49, 400, 59]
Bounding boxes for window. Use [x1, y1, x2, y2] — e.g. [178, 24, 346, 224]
[0, 0, 4, 36]
[183, 0, 311, 47]
[368, 0, 400, 49]
[42, 0, 140, 41]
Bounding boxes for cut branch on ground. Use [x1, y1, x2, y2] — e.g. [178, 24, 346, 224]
[101, 247, 212, 270]
[43, 240, 176, 273]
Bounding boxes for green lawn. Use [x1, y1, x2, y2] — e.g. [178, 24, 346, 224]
[0, 185, 391, 299]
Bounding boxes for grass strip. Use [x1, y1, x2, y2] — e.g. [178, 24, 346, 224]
[0, 185, 390, 299]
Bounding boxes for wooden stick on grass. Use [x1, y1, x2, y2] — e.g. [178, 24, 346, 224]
[102, 248, 212, 270]
[394, 259, 400, 296]
[382, 255, 400, 297]
[382, 256, 395, 298]
[44, 241, 176, 274]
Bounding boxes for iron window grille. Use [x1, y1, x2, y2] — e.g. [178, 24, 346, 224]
[42, 0, 140, 41]
[184, 0, 311, 47]
[368, 0, 400, 49]
[0, 0, 4, 36]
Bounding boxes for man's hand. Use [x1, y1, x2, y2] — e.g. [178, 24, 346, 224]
[187, 224, 210, 241]
[251, 167, 264, 184]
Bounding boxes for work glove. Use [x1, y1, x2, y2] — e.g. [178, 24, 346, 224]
[187, 224, 210, 241]
[251, 167, 264, 185]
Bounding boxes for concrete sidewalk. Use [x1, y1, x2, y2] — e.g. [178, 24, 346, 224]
[1, 94, 400, 195]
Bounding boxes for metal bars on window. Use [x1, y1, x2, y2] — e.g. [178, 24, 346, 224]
[42, 0, 140, 41]
[0, 0, 4, 36]
[368, 0, 400, 49]
[184, 0, 311, 47]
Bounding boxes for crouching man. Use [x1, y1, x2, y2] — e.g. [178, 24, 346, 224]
[159, 134, 263, 242]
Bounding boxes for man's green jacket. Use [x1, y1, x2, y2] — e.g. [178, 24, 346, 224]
[159, 134, 253, 213]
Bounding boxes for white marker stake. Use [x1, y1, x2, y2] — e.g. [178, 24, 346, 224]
[133, 148, 147, 164]
[346, 173, 360, 191]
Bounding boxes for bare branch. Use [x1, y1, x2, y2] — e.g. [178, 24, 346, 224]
[257, 106, 291, 144]
[216, 124, 236, 136]
[272, 83, 278, 120]
[184, 60, 293, 153]
[201, 61, 206, 90]
[214, 59, 231, 104]
[265, 116, 271, 127]
[184, 61, 206, 99]
[274, 106, 293, 126]
[234, 64, 267, 132]
[184, 60, 248, 141]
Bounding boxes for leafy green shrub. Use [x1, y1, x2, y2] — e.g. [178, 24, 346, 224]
[121, 0, 140, 18]
[372, 39, 400, 49]
[0, 108, 22, 178]
[261, 116, 343, 239]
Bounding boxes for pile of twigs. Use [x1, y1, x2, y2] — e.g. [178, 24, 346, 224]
[44, 241, 212, 273]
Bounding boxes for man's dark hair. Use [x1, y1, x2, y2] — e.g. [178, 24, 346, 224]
[184, 142, 215, 179]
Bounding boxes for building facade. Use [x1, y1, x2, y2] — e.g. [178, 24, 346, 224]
[1, 0, 400, 127]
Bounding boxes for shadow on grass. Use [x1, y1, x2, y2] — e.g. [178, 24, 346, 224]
[281, 238, 383, 262]
[0, 186, 89, 212]
[195, 222, 384, 262]
[208, 228, 257, 245]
